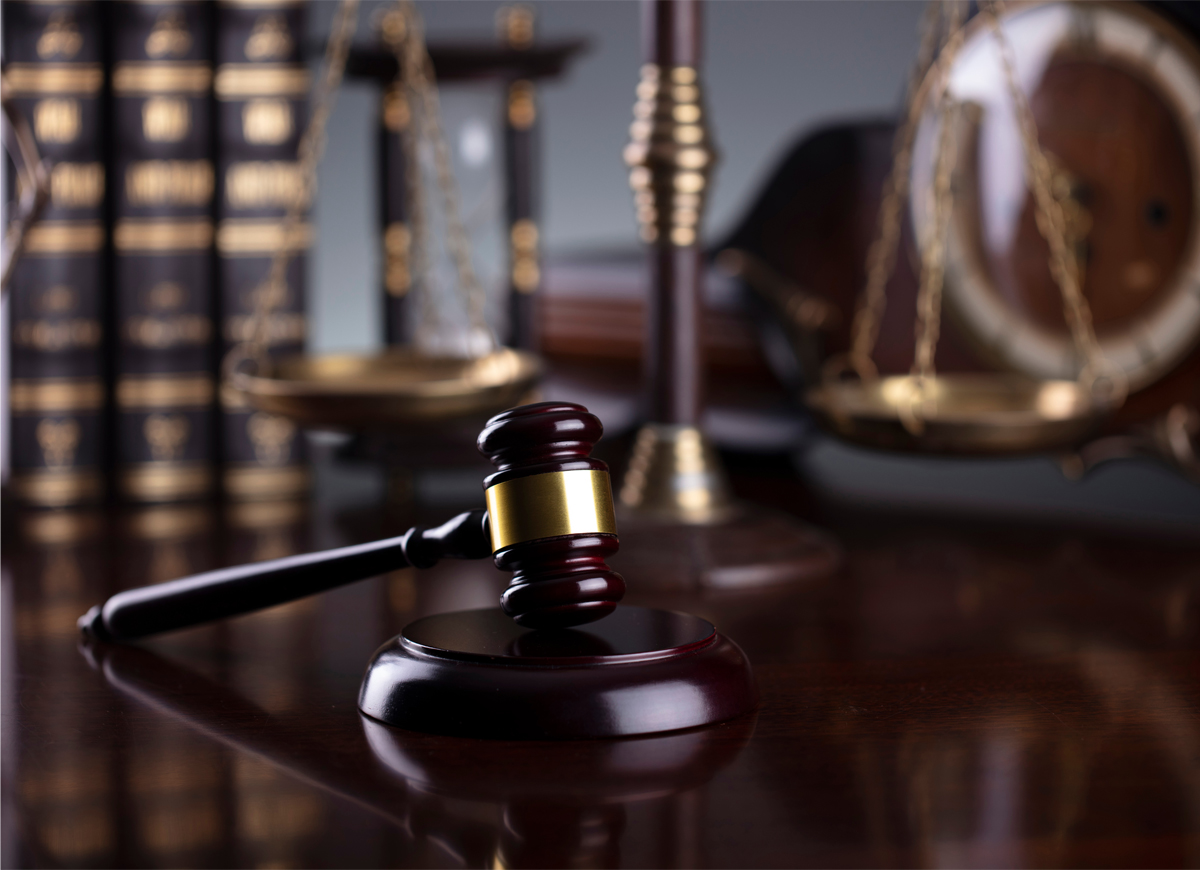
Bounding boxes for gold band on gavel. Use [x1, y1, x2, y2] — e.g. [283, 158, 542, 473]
[485, 469, 618, 552]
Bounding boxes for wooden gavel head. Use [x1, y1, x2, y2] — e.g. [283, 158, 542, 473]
[477, 401, 626, 629]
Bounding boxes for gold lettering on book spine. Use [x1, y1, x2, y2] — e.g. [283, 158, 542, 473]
[247, 413, 296, 465]
[10, 379, 104, 413]
[115, 218, 213, 251]
[224, 466, 310, 500]
[245, 14, 293, 61]
[144, 414, 190, 461]
[125, 162, 213, 207]
[125, 315, 212, 349]
[242, 99, 293, 144]
[38, 11, 83, 60]
[224, 161, 304, 208]
[13, 318, 102, 351]
[21, 510, 103, 546]
[118, 375, 214, 409]
[48, 162, 104, 208]
[145, 10, 192, 59]
[214, 65, 308, 99]
[22, 221, 104, 253]
[113, 63, 211, 94]
[37, 418, 82, 467]
[143, 97, 191, 142]
[216, 220, 312, 254]
[34, 98, 81, 143]
[223, 312, 306, 346]
[121, 466, 212, 504]
[5, 64, 103, 95]
[11, 470, 103, 507]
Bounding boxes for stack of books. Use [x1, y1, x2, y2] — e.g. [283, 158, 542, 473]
[5, 0, 311, 509]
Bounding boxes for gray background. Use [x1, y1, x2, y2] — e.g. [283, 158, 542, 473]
[307, 0, 926, 352]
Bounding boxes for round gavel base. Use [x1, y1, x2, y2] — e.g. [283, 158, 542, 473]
[358, 606, 757, 740]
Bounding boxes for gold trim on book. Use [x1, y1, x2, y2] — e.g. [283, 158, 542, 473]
[214, 64, 309, 99]
[10, 469, 103, 507]
[125, 504, 213, 540]
[22, 221, 104, 254]
[20, 510, 104, 545]
[4, 64, 103, 95]
[224, 465, 310, 500]
[114, 218, 213, 252]
[216, 219, 312, 254]
[113, 63, 212, 94]
[485, 469, 617, 552]
[120, 463, 213, 502]
[10, 378, 104, 413]
[227, 499, 307, 529]
[117, 374, 214, 409]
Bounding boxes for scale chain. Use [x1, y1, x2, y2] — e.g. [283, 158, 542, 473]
[227, 0, 360, 380]
[980, 0, 1126, 407]
[387, 0, 495, 354]
[839, 0, 966, 383]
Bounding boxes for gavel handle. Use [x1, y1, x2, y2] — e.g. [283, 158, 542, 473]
[79, 509, 491, 643]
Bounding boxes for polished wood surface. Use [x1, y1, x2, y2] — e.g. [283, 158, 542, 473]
[3, 447, 1197, 867]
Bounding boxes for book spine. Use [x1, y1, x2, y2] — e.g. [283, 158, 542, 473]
[215, 0, 309, 502]
[3, 0, 108, 507]
[380, 79, 411, 345]
[111, 1, 216, 503]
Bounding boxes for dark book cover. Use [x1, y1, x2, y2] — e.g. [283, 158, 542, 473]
[111, 0, 216, 503]
[215, 0, 309, 502]
[4, 0, 108, 507]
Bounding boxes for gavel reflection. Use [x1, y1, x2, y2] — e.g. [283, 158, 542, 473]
[80, 402, 626, 641]
[84, 641, 754, 867]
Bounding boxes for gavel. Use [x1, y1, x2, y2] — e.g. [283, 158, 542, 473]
[79, 402, 627, 642]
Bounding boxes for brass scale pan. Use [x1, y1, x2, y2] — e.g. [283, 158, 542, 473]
[235, 348, 543, 430]
[806, 374, 1107, 455]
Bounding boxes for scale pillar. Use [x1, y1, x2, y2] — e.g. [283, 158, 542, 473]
[617, 0, 840, 587]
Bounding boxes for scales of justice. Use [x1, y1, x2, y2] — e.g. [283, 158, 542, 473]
[79, 0, 763, 739]
[76, 0, 1142, 741]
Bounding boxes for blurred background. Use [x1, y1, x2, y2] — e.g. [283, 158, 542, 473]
[4, 0, 1199, 526]
[308, 0, 927, 353]
[301, 0, 1199, 530]
[4, 4, 1199, 867]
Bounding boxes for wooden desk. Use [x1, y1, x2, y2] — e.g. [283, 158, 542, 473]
[2, 451, 1197, 868]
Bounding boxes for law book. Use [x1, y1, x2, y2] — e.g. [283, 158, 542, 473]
[214, 0, 309, 502]
[3, 0, 108, 507]
[111, 0, 216, 503]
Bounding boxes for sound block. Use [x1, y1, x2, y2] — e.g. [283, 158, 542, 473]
[358, 606, 756, 739]
[613, 505, 841, 591]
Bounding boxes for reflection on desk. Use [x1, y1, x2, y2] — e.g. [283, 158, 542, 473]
[2, 452, 1197, 868]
